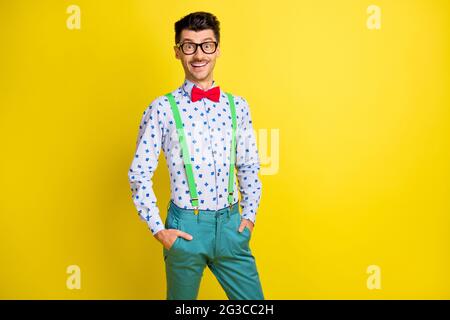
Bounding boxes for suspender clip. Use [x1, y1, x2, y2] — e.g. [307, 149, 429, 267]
[190, 197, 199, 215]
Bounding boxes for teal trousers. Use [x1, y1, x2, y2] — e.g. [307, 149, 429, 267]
[162, 200, 264, 300]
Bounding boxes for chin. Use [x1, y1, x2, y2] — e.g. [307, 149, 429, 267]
[190, 71, 210, 81]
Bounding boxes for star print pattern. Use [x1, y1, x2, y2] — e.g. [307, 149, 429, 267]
[128, 78, 262, 235]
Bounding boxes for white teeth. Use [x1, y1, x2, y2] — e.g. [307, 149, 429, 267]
[192, 62, 207, 67]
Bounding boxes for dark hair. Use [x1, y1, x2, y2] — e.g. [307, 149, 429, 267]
[174, 11, 220, 45]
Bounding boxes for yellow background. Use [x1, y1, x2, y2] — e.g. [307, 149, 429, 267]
[0, 0, 449, 299]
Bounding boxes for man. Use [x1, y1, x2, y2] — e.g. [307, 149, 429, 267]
[128, 11, 264, 300]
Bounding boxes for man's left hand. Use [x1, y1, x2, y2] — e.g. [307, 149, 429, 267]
[238, 218, 254, 234]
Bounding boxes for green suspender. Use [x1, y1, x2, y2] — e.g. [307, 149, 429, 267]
[225, 92, 237, 208]
[165, 93, 199, 213]
[165, 92, 237, 215]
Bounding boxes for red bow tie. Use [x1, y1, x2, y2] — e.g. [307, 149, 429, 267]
[191, 85, 220, 102]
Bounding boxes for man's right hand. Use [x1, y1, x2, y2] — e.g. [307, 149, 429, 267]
[154, 229, 193, 250]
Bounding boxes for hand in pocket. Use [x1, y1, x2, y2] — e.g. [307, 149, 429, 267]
[155, 229, 193, 250]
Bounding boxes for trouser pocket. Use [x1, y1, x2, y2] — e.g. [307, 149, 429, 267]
[163, 211, 183, 258]
[227, 213, 251, 256]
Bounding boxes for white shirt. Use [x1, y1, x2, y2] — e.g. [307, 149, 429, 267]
[128, 78, 262, 235]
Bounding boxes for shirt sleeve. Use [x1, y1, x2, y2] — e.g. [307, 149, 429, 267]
[128, 98, 166, 236]
[235, 96, 262, 224]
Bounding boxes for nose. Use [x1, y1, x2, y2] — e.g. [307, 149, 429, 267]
[193, 46, 206, 60]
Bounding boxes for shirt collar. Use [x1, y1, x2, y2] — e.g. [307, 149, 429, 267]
[181, 78, 217, 100]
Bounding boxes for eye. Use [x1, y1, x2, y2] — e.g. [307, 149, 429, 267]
[184, 43, 195, 50]
[202, 42, 217, 53]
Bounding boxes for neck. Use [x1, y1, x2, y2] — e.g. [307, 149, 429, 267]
[186, 75, 214, 90]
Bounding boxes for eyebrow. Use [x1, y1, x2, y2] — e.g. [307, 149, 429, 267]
[181, 37, 215, 43]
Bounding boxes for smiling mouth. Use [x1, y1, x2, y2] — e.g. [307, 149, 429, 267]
[190, 61, 208, 69]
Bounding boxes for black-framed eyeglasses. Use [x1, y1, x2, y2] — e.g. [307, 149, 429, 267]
[176, 41, 218, 55]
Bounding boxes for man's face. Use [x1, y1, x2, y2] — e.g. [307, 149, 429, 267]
[174, 29, 220, 82]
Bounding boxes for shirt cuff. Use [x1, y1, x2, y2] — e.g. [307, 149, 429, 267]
[241, 210, 256, 225]
[141, 207, 165, 236]
[150, 223, 166, 236]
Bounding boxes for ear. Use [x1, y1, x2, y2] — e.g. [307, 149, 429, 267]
[174, 46, 180, 60]
[216, 45, 221, 58]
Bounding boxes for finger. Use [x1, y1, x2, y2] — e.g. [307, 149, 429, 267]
[238, 223, 245, 233]
[177, 230, 193, 240]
